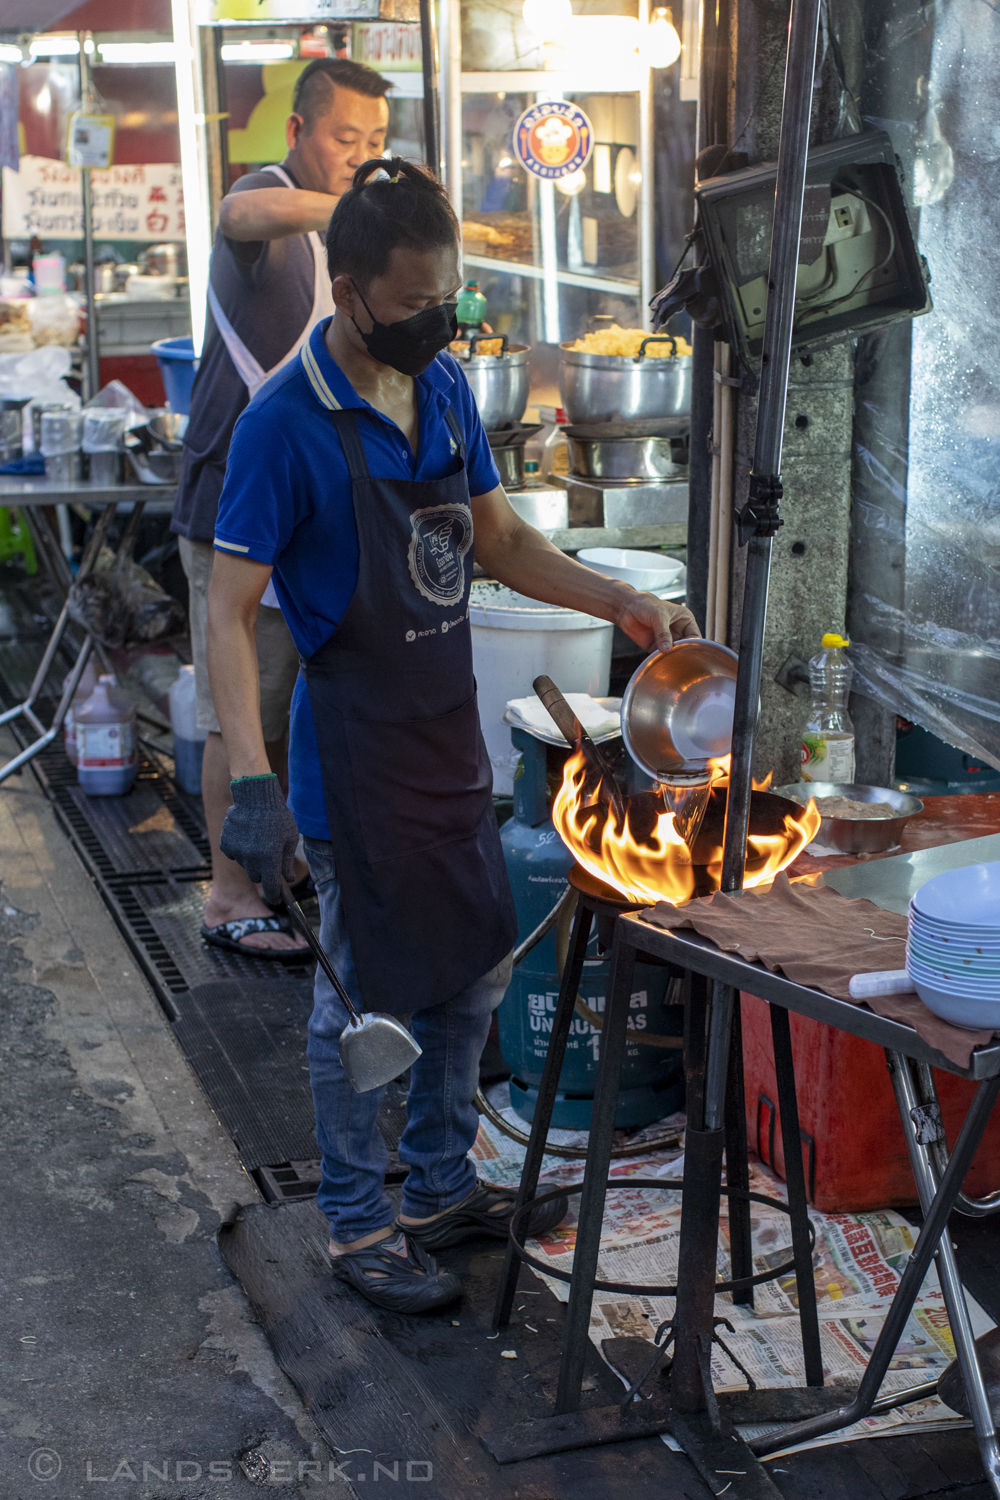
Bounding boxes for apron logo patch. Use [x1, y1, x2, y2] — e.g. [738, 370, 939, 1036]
[407, 504, 473, 607]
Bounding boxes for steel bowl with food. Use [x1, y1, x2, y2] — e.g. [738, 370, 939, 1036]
[451, 333, 530, 429]
[559, 326, 692, 424]
[773, 782, 924, 854]
[622, 639, 738, 778]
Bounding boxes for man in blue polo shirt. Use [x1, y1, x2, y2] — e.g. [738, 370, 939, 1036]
[206, 160, 698, 1314]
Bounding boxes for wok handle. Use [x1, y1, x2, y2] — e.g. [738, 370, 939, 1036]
[468, 331, 509, 357]
[532, 674, 626, 824]
[280, 883, 364, 1027]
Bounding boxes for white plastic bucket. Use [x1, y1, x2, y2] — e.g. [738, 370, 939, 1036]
[169, 664, 207, 795]
[470, 581, 613, 795]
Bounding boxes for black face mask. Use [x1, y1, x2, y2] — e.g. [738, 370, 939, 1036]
[351, 286, 458, 377]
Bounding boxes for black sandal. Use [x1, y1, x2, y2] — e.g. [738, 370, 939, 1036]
[200, 915, 311, 962]
[330, 1232, 461, 1313]
[399, 1183, 569, 1253]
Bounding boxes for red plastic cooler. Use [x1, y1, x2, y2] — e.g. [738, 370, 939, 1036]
[741, 991, 1000, 1212]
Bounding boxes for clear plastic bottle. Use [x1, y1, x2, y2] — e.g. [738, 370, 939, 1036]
[169, 664, 207, 795]
[62, 656, 100, 766]
[76, 675, 137, 796]
[800, 632, 855, 784]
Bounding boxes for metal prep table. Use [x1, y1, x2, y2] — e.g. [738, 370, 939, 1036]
[0, 482, 176, 781]
[557, 836, 1000, 1495]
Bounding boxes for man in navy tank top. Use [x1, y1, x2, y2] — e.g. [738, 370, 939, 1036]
[207, 161, 699, 1313]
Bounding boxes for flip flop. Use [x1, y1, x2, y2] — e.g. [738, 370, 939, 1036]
[330, 1232, 462, 1313]
[200, 915, 312, 962]
[399, 1182, 569, 1253]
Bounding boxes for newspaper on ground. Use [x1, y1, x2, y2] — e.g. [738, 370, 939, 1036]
[471, 1087, 992, 1455]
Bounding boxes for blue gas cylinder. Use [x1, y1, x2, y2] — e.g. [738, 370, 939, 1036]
[496, 726, 684, 1129]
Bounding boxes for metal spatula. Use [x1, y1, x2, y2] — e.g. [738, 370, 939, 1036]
[281, 884, 422, 1093]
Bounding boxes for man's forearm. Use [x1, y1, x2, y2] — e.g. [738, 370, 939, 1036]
[206, 597, 271, 780]
[479, 517, 636, 626]
[219, 187, 337, 242]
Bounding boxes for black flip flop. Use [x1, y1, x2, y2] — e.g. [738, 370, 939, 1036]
[330, 1232, 461, 1313]
[399, 1183, 569, 1253]
[200, 915, 311, 963]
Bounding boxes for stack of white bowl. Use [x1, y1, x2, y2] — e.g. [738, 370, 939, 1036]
[907, 861, 1000, 1030]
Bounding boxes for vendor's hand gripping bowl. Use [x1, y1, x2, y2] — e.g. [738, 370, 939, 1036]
[622, 639, 739, 779]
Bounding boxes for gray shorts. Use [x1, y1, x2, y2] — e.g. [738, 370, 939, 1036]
[178, 535, 300, 740]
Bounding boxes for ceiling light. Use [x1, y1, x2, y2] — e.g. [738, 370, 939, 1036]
[645, 6, 682, 68]
[29, 36, 79, 57]
[98, 42, 177, 64]
[220, 41, 296, 62]
[0, 43, 23, 63]
[521, 0, 573, 41]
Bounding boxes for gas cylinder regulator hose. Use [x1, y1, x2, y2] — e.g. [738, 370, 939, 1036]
[475, 887, 685, 1160]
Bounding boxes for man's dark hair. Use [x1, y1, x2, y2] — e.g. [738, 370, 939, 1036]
[326, 157, 459, 286]
[292, 59, 390, 131]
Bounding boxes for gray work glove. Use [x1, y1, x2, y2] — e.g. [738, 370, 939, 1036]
[219, 773, 299, 905]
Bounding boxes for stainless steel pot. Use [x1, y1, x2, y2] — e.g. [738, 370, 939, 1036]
[566, 432, 681, 479]
[559, 334, 692, 424]
[454, 334, 530, 429]
[143, 243, 186, 278]
[492, 442, 525, 491]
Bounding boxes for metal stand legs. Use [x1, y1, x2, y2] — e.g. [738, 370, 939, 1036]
[493, 889, 823, 1427]
[0, 502, 122, 785]
[492, 893, 594, 1333]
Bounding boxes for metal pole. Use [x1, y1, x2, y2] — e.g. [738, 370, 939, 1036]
[720, 0, 822, 895]
[78, 34, 100, 402]
[670, 0, 822, 1416]
[419, 0, 442, 179]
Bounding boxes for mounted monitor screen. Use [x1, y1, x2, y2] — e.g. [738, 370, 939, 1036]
[696, 131, 932, 358]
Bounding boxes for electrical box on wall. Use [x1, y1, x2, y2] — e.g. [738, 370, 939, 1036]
[695, 130, 932, 358]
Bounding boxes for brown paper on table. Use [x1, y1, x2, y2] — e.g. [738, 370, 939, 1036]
[641, 873, 994, 1069]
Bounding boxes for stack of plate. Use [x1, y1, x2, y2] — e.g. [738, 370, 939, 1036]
[907, 861, 1000, 1030]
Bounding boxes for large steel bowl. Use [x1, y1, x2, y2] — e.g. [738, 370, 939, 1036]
[773, 781, 924, 854]
[565, 432, 682, 479]
[559, 336, 692, 424]
[622, 640, 739, 778]
[453, 334, 530, 429]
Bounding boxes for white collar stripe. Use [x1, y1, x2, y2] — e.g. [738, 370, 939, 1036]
[302, 339, 342, 411]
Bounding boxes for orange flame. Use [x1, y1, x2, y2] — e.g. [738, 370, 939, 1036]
[551, 749, 821, 906]
[707, 755, 773, 792]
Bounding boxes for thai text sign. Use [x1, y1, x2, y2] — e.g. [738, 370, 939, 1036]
[2, 157, 185, 241]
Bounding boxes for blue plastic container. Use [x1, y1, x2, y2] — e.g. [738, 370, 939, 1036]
[151, 336, 198, 415]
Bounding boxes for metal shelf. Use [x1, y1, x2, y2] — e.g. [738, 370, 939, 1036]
[462, 252, 639, 297]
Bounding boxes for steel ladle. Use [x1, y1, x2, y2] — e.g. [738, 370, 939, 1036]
[281, 884, 422, 1093]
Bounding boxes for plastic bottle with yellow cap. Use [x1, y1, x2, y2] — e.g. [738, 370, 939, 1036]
[800, 631, 855, 785]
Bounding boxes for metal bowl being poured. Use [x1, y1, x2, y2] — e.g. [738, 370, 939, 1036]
[621, 639, 739, 848]
[622, 639, 738, 779]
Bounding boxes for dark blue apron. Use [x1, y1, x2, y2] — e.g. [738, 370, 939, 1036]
[304, 404, 517, 1016]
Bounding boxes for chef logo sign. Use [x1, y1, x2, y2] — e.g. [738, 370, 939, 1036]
[407, 504, 473, 607]
[513, 101, 594, 181]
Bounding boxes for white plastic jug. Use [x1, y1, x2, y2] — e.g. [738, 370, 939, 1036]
[62, 657, 100, 766]
[169, 664, 207, 795]
[76, 675, 137, 796]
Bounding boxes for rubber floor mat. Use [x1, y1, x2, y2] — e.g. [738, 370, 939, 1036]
[172, 978, 318, 1170]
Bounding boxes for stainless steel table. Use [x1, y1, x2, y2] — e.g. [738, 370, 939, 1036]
[569, 845, 1000, 1495]
[0, 478, 176, 515]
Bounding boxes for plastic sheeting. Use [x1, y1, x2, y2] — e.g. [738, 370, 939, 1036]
[848, 0, 1000, 772]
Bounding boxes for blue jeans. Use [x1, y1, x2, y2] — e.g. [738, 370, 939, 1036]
[304, 837, 513, 1245]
